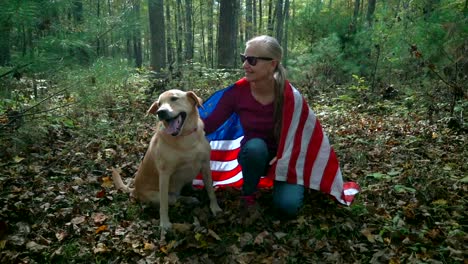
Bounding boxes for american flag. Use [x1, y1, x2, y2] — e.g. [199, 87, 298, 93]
[193, 78, 359, 206]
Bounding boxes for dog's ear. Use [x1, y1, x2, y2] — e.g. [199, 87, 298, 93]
[146, 100, 159, 116]
[187, 91, 203, 108]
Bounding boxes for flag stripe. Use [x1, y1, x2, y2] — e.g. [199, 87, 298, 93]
[209, 137, 243, 150]
[210, 148, 240, 161]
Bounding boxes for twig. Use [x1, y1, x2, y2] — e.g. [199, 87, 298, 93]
[20, 88, 68, 116]
[0, 63, 32, 79]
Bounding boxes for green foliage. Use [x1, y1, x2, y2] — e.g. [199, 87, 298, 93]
[289, 33, 352, 89]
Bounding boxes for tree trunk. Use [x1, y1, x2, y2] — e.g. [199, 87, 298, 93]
[176, 0, 183, 65]
[367, 0, 376, 26]
[283, 0, 290, 68]
[166, 2, 174, 65]
[199, 0, 206, 64]
[267, 0, 274, 35]
[148, 0, 166, 71]
[258, 0, 263, 33]
[207, 0, 214, 67]
[275, 0, 284, 44]
[217, 0, 237, 69]
[184, 0, 193, 61]
[353, 0, 360, 22]
[96, 0, 101, 56]
[245, 0, 253, 41]
[253, 0, 257, 35]
[72, 0, 83, 23]
[0, 20, 11, 66]
[133, 0, 143, 68]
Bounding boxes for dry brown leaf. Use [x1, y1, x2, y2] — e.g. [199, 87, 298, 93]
[101, 176, 113, 188]
[93, 212, 108, 225]
[361, 228, 375, 243]
[70, 216, 86, 225]
[95, 225, 108, 234]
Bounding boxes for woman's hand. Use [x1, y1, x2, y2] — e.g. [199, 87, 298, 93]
[269, 156, 277, 165]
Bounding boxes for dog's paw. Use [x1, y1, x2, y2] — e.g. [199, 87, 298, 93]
[210, 202, 222, 216]
[160, 220, 172, 230]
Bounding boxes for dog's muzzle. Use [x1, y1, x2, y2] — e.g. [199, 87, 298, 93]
[156, 110, 187, 136]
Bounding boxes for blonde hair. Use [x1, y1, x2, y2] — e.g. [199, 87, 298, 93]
[246, 35, 286, 142]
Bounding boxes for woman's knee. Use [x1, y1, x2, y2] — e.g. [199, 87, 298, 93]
[238, 138, 269, 163]
[273, 182, 304, 218]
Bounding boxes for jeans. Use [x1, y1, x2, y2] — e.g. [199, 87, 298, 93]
[238, 138, 305, 217]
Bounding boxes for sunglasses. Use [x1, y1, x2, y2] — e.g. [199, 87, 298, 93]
[240, 54, 273, 66]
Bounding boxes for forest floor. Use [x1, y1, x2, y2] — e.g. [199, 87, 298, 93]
[0, 75, 466, 264]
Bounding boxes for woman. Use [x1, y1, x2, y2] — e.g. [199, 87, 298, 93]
[202, 35, 304, 218]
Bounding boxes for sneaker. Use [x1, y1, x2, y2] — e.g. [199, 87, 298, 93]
[239, 194, 261, 226]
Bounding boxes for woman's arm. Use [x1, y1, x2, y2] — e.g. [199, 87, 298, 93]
[202, 87, 238, 134]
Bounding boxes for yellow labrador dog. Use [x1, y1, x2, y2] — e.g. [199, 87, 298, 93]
[112, 89, 222, 229]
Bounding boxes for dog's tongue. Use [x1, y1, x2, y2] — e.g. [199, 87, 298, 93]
[164, 115, 182, 135]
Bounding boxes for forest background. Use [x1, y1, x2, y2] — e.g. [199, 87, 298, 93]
[0, 0, 467, 263]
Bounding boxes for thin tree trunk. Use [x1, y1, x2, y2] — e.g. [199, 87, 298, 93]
[96, 0, 101, 56]
[353, 0, 360, 22]
[267, 0, 274, 35]
[184, 0, 193, 61]
[133, 0, 142, 68]
[0, 20, 11, 66]
[245, 0, 253, 41]
[166, 2, 174, 66]
[200, 0, 206, 65]
[208, 0, 214, 67]
[275, 0, 284, 44]
[217, 0, 237, 68]
[367, 0, 376, 26]
[253, 0, 257, 36]
[283, 0, 290, 68]
[259, 0, 263, 33]
[176, 0, 183, 65]
[148, 0, 166, 71]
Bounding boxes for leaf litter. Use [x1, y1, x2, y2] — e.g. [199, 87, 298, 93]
[0, 82, 466, 263]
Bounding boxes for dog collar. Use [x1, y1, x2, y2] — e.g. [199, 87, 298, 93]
[178, 127, 197, 137]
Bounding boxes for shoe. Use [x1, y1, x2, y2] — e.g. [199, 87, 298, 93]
[239, 194, 261, 226]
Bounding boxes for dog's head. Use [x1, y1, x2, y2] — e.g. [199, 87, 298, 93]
[147, 90, 203, 136]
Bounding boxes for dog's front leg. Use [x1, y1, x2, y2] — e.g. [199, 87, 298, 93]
[201, 163, 222, 216]
[159, 171, 172, 230]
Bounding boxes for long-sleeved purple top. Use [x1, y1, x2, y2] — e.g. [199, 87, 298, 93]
[202, 80, 277, 153]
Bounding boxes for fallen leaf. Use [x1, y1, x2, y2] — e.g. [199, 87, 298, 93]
[93, 212, 108, 225]
[96, 189, 106, 198]
[0, 240, 6, 249]
[70, 216, 86, 225]
[13, 156, 25, 163]
[144, 242, 156, 251]
[172, 223, 192, 233]
[26, 241, 48, 252]
[93, 243, 110, 253]
[274, 232, 287, 240]
[101, 176, 113, 188]
[95, 225, 108, 234]
[254, 231, 270, 245]
[208, 229, 221, 241]
[361, 228, 375, 243]
[55, 231, 68, 241]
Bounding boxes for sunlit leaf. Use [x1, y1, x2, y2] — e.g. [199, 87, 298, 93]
[394, 185, 416, 193]
[95, 225, 108, 234]
[101, 176, 113, 188]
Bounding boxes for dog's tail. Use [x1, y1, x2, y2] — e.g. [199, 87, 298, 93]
[111, 167, 134, 193]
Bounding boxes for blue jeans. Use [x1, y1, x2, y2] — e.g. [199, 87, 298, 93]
[238, 138, 305, 217]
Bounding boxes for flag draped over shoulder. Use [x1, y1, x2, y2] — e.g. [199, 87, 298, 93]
[194, 78, 359, 206]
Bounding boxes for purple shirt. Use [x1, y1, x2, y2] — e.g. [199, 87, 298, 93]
[203, 81, 277, 153]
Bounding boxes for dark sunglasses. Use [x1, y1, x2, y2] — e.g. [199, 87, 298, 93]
[240, 54, 273, 66]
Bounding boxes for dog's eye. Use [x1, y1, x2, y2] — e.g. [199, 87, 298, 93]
[170, 96, 178, 102]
